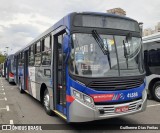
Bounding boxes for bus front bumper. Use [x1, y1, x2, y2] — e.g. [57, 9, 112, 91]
[69, 90, 147, 122]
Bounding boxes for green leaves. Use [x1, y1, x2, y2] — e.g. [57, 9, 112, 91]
[0, 54, 6, 64]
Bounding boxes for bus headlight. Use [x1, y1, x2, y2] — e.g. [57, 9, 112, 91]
[83, 95, 93, 104]
[71, 87, 94, 107]
[73, 89, 83, 100]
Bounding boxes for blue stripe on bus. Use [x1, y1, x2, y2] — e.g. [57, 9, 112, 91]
[56, 104, 67, 115]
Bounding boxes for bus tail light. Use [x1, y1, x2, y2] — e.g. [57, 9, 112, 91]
[9, 72, 14, 77]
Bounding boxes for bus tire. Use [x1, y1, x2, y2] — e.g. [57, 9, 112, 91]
[19, 80, 24, 93]
[152, 81, 160, 102]
[43, 89, 53, 116]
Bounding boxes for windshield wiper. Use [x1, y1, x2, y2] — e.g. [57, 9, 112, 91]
[123, 40, 129, 68]
[92, 30, 111, 69]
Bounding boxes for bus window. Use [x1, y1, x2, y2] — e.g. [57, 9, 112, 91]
[42, 36, 51, 66]
[35, 54, 41, 66]
[34, 42, 41, 66]
[42, 51, 51, 65]
[29, 45, 35, 66]
[44, 36, 50, 51]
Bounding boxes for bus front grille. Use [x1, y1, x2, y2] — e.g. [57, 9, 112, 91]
[96, 99, 142, 115]
[88, 78, 144, 91]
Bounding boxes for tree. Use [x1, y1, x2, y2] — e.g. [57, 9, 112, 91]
[0, 53, 6, 64]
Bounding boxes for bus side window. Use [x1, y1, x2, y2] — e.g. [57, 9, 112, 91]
[42, 36, 51, 66]
[29, 45, 35, 66]
[58, 35, 63, 65]
[34, 41, 41, 66]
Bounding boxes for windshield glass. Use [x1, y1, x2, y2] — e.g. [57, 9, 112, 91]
[69, 33, 144, 77]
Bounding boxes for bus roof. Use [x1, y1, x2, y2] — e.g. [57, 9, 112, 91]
[14, 12, 139, 55]
[143, 32, 160, 44]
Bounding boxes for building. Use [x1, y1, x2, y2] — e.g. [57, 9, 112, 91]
[155, 22, 160, 33]
[143, 22, 160, 36]
[107, 8, 126, 16]
[143, 28, 155, 36]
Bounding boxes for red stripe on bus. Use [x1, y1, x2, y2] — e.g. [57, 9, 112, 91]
[90, 94, 114, 102]
[9, 72, 14, 77]
[66, 95, 75, 103]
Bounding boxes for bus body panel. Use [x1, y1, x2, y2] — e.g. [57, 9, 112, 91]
[27, 66, 53, 101]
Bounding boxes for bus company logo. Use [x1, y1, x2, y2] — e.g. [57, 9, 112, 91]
[119, 93, 125, 100]
[112, 93, 125, 100]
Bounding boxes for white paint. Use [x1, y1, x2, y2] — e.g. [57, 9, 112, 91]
[0, 97, 7, 101]
[0, 105, 9, 111]
[6, 105, 9, 111]
[10, 120, 14, 124]
[147, 104, 160, 108]
[0, 89, 4, 91]
[0, 92, 5, 95]
[2, 86, 3, 87]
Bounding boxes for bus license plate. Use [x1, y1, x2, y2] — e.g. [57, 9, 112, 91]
[115, 106, 129, 113]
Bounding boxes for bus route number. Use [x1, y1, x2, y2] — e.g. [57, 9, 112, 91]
[127, 92, 138, 98]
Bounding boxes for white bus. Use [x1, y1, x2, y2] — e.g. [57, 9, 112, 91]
[143, 32, 160, 102]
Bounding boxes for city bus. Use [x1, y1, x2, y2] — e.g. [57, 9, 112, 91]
[143, 32, 160, 102]
[4, 55, 15, 83]
[13, 12, 147, 122]
[0, 63, 5, 77]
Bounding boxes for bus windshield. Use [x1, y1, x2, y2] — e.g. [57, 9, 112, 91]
[69, 33, 144, 77]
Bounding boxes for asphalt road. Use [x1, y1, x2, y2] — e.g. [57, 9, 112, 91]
[0, 77, 160, 133]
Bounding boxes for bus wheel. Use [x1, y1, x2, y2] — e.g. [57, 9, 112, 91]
[19, 80, 24, 93]
[152, 81, 160, 102]
[43, 89, 53, 116]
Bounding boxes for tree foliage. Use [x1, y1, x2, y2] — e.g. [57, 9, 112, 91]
[0, 53, 6, 64]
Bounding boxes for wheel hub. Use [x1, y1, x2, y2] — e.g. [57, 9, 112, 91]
[44, 93, 49, 109]
[155, 86, 160, 99]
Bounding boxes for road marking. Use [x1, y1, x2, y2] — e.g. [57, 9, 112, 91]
[0, 92, 5, 95]
[6, 106, 9, 111]
[147, 104, 160, 108]
[0, 97, 7, 101]
[0, 105, 9, 111]
[10, 120, 14, 124]
[0, 89, 4, 91]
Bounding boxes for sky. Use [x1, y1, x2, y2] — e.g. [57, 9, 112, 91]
[0, 0, 159, 55]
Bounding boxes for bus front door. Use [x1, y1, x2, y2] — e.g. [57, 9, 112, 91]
[53, 28, 67, 117]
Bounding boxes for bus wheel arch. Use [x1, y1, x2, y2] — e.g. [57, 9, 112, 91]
[40, 83, 47, 103]
[40, 83, 54, 116]
[148, 78, 160, 102]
